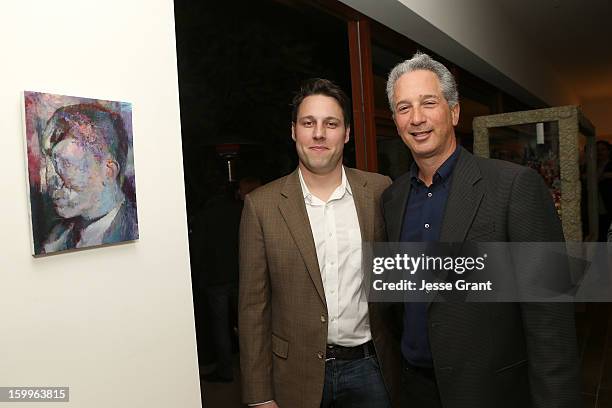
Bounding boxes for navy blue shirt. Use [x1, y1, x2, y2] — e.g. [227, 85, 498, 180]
[400, 147, 460, 367]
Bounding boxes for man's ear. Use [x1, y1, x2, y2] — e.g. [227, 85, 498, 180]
[451, 103, 460, 126]
[291, 123, 296, 142]
[344, 126, 350, 144]
[105, 159, 120, 180]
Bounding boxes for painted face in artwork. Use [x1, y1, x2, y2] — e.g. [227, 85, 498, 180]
[44, 133, 116, 220]
[292, 94, 350, 175]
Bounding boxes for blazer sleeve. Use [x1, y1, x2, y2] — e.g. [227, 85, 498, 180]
[238, 194, 274, 404]
[508, 168, 582, 408]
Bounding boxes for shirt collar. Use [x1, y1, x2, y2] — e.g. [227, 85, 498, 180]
[410, 145, 460, 187]
[76, 199, 124, 247]
[298, 166, 352, 203]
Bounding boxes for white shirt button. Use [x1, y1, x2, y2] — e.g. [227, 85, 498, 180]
[425, 223, 430, 229]
[427, 192, 433, 198]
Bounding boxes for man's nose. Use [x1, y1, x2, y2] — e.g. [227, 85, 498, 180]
[410, 106, 426, 126]
[45, 162, 63, 189]
[313, 122, 326, 139]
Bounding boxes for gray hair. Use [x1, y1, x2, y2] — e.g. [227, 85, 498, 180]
[386, 51, 459, 113]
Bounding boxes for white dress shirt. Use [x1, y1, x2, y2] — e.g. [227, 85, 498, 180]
[299, 168, 372, 346]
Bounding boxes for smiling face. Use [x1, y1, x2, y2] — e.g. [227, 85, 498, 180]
[292, 94, 350, 176]
[392, 69, 459, 161]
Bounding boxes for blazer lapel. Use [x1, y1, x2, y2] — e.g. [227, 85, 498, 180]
[346, 168, 380, 307]
[385, 176, 412, 241]
[440, 147, 484, 243]
[427, 148, 484, 308]
[278, 169, 326, 306]
[346, 168, 373, 242]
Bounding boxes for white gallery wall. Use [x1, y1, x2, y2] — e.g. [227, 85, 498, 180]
[0, 1, 201, 407]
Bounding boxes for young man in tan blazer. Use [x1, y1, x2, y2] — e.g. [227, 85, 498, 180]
[239, 79, 400, 408]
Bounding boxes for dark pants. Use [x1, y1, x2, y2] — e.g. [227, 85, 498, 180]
[400, 361, 443, 408]
[320, 354, 391, 408]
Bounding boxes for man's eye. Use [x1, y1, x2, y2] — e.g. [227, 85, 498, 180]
[302, 121, 314, 127]
[424, 100, 437, 106]
[326, 122, 338, 128]
[397, 105, 409, 112]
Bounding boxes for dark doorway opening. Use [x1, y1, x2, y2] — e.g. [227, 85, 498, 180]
[174, 0, 352, 404]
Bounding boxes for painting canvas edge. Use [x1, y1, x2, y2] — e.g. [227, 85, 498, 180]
[22, 90, 38, 256]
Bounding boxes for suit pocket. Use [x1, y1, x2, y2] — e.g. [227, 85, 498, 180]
[495, 359, 527, 373]
[272, 333, 288, 359]
[467, 222, 496, 241]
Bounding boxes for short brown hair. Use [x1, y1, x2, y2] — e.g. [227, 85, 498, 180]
[291, 78, 351, 128]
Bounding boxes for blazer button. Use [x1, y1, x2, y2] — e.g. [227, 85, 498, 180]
[321, 315, 327, 323]
[317, 351, 324, 360]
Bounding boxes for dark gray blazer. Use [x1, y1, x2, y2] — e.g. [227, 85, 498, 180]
[381, 147, 581, 408]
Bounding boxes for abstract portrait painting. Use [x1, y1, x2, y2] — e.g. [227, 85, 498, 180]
[23, 91, 139, 255]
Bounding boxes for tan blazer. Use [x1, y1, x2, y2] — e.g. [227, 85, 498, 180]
[239, 167, 400, 408]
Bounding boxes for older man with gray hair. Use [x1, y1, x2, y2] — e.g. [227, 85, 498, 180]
[381, 51, 581, 408]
